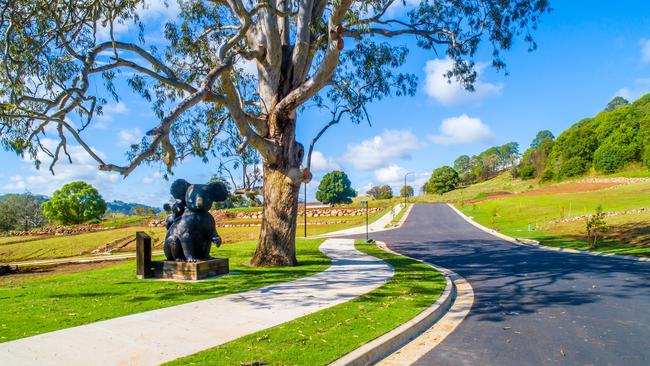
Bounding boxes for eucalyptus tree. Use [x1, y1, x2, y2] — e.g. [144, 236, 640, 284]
[0, 0, 550, 266]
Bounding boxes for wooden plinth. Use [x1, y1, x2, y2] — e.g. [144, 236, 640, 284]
[151, 258, 229, 280]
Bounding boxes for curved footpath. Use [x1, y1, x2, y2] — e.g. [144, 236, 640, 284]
[360, 203, 650, 366]
[0, 239, 393, 366]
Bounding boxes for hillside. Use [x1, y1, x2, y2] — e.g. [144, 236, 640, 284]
[106, 200, 161, 215]
[521, 94, 650, 180]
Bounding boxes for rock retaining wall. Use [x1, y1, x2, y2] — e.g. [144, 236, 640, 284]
[549, 207, 650, 224]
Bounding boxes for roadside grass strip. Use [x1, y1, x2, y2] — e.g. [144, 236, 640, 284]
[167, 240, 445, 366]
[0, 239, 328, 342]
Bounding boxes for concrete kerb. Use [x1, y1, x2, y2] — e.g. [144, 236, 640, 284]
[330, 240, 468, 366]
[447, 203, 650, 263]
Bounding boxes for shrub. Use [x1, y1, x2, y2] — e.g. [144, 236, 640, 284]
[519, 164, 537, 179]
[593, 143, 635, 173]
[559, 156, 589, 178]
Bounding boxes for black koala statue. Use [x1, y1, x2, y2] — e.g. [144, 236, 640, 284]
[163, 179, 228, 262]
[162, 179, 190, 230]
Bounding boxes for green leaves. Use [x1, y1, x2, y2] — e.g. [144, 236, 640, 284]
[316, 171, 357, 204]
[42, 181, 107, 225]
[426, 166, 459, 195]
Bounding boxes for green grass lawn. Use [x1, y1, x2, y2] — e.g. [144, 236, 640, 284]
[0, 235, 41, 245]
[1, 207, 393, 262]
[0, 239, 328, 342]
[458, 181, 650, 256]
[417, 172, 536, 203]
[100, 215, 153, 228]
[167, 240, 445, 366]
[0, 227, 166, 262]
[297, 205, 393, 236]
[386, 203, 411, 228]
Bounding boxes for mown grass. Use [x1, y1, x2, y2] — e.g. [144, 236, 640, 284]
[386, 203, 411, 228]
[458, 181, 650, 256]
[417, 172, 535, 203]
[0, 227, 166, 262]
[0, 239, 328, 342]
[100, 215, 153, 228]
[167, 240, 445, 366]
[0, 206, 394, 262]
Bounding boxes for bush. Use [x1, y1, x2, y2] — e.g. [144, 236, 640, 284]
[519, 164, 537, 179]
[593, 143, 635, 173]
[559, 157, 589, 178]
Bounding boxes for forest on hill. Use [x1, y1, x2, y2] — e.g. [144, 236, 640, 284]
[432, 95, 650, 192]
[517, 94, 650, 180]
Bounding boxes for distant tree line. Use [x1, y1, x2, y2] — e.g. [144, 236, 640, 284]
[0, 193, 47, 232]
[452, 142, 520, 186]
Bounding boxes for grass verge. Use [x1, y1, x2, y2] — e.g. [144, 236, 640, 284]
[0, 227, 166, 262]
[457, 181, 650, 256]
[0, 239, 328, 342]
[166, 240, 445, 366]
[386, 204, 411, 228]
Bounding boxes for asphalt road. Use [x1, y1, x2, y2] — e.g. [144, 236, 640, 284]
[355, 203, 650, 366]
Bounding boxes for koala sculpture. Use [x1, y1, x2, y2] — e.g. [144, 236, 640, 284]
[163, 179, 228, 262]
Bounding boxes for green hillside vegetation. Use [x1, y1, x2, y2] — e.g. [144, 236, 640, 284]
[519, 95, 650, 180]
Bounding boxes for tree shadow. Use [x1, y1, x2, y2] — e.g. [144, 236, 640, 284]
[386, 238, 650, 323]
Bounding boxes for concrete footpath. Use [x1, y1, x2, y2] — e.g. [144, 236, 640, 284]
[0, 239, 393, 366]
[319, 204, 406, 237]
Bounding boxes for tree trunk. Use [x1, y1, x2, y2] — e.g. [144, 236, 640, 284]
[251, 166, 300, 266]
[250, 114, 303, 266]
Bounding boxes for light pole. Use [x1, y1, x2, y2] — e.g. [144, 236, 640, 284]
[404, 171, 414, 207]
[304, 181, 307, 237]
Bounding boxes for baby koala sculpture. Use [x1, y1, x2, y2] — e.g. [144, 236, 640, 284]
[163, 179, 228, 262]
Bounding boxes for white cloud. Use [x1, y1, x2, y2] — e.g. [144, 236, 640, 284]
[342, 130, 422, 171]
[2, 138, 122, 196]
[237, 59, 258, 76]
[374, 165, 408, 185]
[429, 114, 494, 145]
[118, 128, 143, 146]
[424, 58, 503, 105]
[142, 177, 154, 184]
[641, 39, 650, 63]
[310, 151, 340, 172]
[98, 101, 129, 122]
[615, 78, 650, 102]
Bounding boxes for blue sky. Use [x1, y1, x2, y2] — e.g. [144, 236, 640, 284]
[2, 0, 650, 206]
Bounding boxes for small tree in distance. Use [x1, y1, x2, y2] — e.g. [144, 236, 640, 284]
[42, 181, 107, 225]
[586, 205, 608, 249]
[400, 185, 414, 198]
[367, 185, 393, 200]
[426, 166, 460, 195]
[316, 171, 356, 205]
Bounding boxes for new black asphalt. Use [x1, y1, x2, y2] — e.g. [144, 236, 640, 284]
[349, 203, 650, 366]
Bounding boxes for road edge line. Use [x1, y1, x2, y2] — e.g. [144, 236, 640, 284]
[446, 203, 650, 263]
[330, 241, 473, 366]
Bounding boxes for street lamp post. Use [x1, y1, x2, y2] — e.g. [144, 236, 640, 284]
[404, 172, 414, 207]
